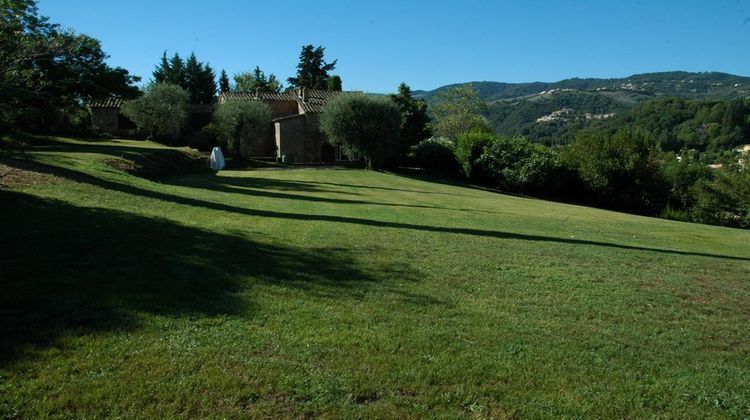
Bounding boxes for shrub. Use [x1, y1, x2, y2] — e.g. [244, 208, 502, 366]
[663, 153, 713, 212]
[211, 99, 272, 160]
[410, 138, 459, 173]
[691, 168, 750, 228]
[481, 136, 563, 194]
[454, 130, 495, 181]
[320, 93, 400, 170]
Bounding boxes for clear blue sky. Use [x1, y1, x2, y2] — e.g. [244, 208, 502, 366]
[38, 0, 750, 93]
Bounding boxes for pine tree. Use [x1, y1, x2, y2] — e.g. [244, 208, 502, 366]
[287, 45, 337, 90]
[166, 53, 186, 86]
[152, 51, 215, 103]
[152, 51, 171, 83]
[219, 70, 231, 93]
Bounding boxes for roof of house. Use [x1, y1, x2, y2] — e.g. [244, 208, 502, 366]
[219, 91, 299, 102]
[297, 90, 343, 113]
[218, 88, 346, 113]
[89, 97, 125, 108]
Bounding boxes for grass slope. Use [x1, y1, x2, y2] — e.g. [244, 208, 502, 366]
[1, 137, 749, 417]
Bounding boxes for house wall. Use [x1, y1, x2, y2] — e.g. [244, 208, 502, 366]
[304, 113, 326, 162]
[91, 108, 142, 138]
[275, 115, 307, 163]
[268, 101, 299, 119]
[91, 108, 119, 135]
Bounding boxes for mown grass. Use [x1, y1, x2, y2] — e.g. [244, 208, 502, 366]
[1, 136, 749, 418]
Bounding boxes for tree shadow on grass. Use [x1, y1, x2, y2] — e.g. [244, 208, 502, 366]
[0, 190, 428, 366]
[4, 157, 749, 264]
[171, 175, 509, 215]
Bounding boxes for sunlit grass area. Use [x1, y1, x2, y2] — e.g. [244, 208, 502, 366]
[1, 137, 749, 417]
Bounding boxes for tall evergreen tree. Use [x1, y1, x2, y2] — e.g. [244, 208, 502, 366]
[184, 52, 216, 104]
[219, 69, 231, 93]
[152, 52, 171, 83]
[327, 75, 342, 92]
[167, 53, 186, 86]
[152, 51, 215, 103]
[389, 82, 431, 153]
[287, 45, 337, 90]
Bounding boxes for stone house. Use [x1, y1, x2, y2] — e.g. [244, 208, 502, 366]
[89, 98, 213, 139]
[219, 88, 357, 163]
[89, 97, 139, 137]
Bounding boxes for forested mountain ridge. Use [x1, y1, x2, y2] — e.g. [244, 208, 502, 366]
[414, 72, 750, 146]
[414, 71, 750, 102]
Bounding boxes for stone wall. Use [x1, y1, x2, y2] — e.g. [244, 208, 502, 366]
[275, 115, 307, 163]
[91, 108, 119, 135]
[268, 101, 299, 119]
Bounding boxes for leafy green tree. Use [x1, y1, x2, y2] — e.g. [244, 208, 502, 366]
[454, 130, 495, 180]
[327, 75, 342, 92]
[1, 0, 139, 132]
[564, 129, 668, 214]
[121, 83, 188, 142]
[233, 66, 282, 93]
[287, 45, 337, 90]
[320, 94, 400, 170]
[218, 69, 231, 93]
[663, 153, 713, 212]
[429, 84, 489, 141]
[691, 168, 750, 228]
[389, 82, 431, 154]
[211, 99, 272, 160]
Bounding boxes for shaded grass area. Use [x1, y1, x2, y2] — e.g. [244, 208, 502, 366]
[0, 190, 413, 362]
[1, 136, 749, 417]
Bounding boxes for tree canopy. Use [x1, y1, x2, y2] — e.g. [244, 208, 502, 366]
[218, 70, 231, 94]
[1, 0, 140, 132]
[233, 66, 283, 93]
[327, 75, 342, 92]
[429, 84, 489, 141]
[152, 51, 216, 104]
[121, 83, 188, 142]
[211, 99, 272, 160]
[287, 45, 337, 90]
[389, 82, 431, 154]
[319, 93, 400, 170]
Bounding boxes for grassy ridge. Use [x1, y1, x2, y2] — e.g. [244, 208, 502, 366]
[1, 137, 749, 417]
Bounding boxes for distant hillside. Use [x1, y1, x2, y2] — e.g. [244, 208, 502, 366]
[414, 71, 750, 102]
[414, 72, 750, 145]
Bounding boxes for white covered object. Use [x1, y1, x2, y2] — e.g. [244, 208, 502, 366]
[209, 147, 225, 170]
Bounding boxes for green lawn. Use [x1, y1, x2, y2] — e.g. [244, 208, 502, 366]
[1, 137, 749, 418]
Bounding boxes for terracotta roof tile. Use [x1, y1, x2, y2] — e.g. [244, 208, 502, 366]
[89, 97, 125, 108]
[219, 91, 298, 102]
[219, 89, 351, 113]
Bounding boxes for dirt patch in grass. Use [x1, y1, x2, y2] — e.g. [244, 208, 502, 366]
[104, 149, 208, 180]
[0, 159, 61, 189]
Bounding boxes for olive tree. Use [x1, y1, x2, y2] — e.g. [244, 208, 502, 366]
[319, 93, 400, 170]
[211, 99, 272, 160]
[121, 83, 188, 142]
[429, 84, 489, 141]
